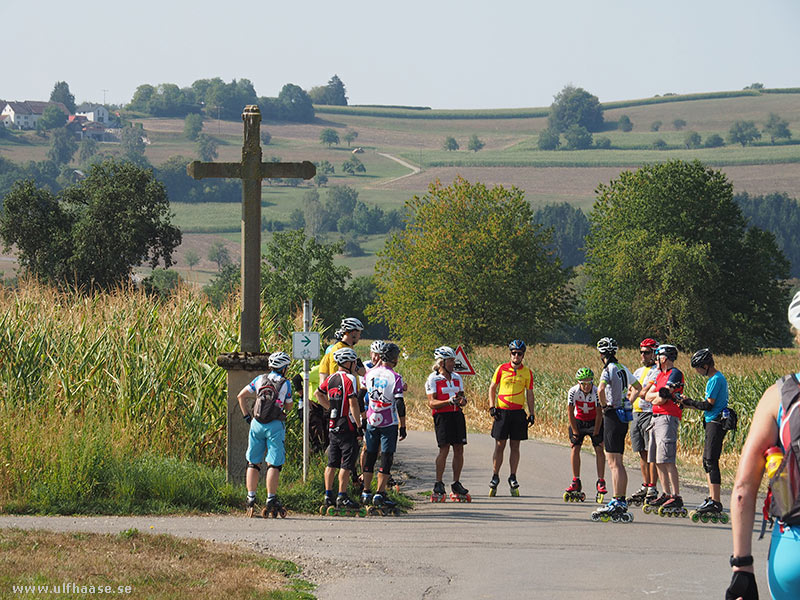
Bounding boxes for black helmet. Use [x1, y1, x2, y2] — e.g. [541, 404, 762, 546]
[690, 348, 714, 368]
[596, 337, 618, 355]
[508, 339, 527, 353]
[655, 344, 678, 362]
[381, 342, 401, 363]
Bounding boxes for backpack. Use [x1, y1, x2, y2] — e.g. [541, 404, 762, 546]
[720, 406, 738, 432]
[765, 374, 800, 528]
[252, 375, 287, 424]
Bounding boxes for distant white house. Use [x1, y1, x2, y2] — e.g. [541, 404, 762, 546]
[75, 103, 110, 125]
[0, 101, 70, 129]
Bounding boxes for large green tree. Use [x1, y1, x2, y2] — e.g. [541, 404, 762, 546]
[260, 229, 351, 331]
[583, 160, 789, 352]
[39, 105, 68, 130]
[0, 159, 181, 289]
[763, 113, 791, 144]
[49, 81, 76, 114]
[548, 85, 604, 133]
[533, 202, 590, 268]
[370, 177, 575, 349]
[728, 120, 761, 146]
[47, 127, 78, 165]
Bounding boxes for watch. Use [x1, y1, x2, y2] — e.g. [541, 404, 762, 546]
[729, 555, 753, 567]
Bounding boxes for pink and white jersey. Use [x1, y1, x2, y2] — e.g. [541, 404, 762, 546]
[567, 383, 600, 421]
[365, 365, 405, 428]
[425, 371, 464, 415]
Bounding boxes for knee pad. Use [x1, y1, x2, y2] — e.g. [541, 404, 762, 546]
[378, 452, 394, 475]
[266, 463, 282, 472]
[703, 457, 721, 484]
[363, 451, 378, 473]
[246, 462, 261, 472]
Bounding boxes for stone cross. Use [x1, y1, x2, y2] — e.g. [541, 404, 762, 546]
[187, 104, 315, 352]
[187, 105, 315, 482]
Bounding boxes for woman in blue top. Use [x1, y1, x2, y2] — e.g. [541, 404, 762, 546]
[726, 290, 800, 600]
[681, 348, 729, 519]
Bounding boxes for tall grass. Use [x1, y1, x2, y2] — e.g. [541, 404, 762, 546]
[0, 281, 327, 513]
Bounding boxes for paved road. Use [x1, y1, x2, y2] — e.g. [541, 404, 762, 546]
[0, 431, 766, 599]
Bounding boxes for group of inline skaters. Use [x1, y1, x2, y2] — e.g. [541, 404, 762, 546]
[237, 293, 800, 599]
[565, 336, 732, 525]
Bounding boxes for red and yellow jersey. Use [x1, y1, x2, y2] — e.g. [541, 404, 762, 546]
[491, 363, 534, 410]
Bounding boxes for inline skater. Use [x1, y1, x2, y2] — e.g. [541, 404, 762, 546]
[362, 342, 407, 514]
[564, 367, 605, 503]
[643, 344, 686, 517]
[426, 346, 470, 502]
[591, 337, 641, 523]
[681, 348, 730, 523]
[318, 317, 366, 385]
[314, 347, 365, 515]
[727, 290, 800, 600]
[628, 338, 660, 506]
[238, 351, 293, 518]
[487, 340, 536, 497]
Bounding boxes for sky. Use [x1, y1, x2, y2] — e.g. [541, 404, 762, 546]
[5, 0, 799, 110]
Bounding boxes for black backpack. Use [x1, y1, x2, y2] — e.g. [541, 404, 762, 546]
[766, 374, 800, 526]
[252, 375, 287, 424]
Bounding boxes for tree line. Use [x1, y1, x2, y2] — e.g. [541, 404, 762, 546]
[127, 75, 349, 123]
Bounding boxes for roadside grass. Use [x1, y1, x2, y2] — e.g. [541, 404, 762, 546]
[0, 528, 315, 600]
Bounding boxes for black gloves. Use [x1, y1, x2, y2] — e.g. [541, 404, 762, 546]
[725, 571, 758, 600]
[489, 407, 500, 421]
[243, 414, 252, 425]
[399, 426, 407, 440]
[527, 413, 535, 426]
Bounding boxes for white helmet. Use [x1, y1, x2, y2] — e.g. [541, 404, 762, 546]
[340, 317, 364, 332]
[789, 290, 800, 330]
[596, 337, 618, 354]
[333, 347, 359, 365]
[434, 346, 456, 360]
[268, 351, 291, 370]
[370, 340, 387, 354]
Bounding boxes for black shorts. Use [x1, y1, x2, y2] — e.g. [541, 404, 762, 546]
[603, 409, 629, 454]
[569, 419, 603, 447]
[327, 431, 358, 471]
[433, 411, 467, 447]
[491, 408, 528, 441]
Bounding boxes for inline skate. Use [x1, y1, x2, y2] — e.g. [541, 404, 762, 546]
[360, 491, 373, 507]
[689, 497, 729, 524]
[245, 496, 259, 519]
[508, 475, 520, 497]
[626, 484, 651, 506]
[642, 492, 669, 515]
[262, 496, 287, 518]
[563, 477, 586, 502]
[368, 491, 399, 516]
[318, 493, 336, 516]
[489, 473, 500, 497]
[657, 494, 688, 518]
[450, 481, 472, 502]
[591, 497, 634, 523]
[334, 493, 367, 517]
[595, 478, 607, 503]
[431, 480, 448, 502]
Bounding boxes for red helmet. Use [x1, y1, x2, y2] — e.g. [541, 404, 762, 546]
[639, 338, 658, 350]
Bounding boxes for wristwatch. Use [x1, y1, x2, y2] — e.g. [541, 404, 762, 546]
[729, 555, 753, 567]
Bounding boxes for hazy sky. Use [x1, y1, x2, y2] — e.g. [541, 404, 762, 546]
[5, 0, 799, 109]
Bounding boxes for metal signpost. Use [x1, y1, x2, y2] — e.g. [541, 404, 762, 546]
[293, 299, 320, 481]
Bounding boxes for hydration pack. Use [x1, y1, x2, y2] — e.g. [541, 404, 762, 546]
[720, 407, 738, 432]
[764, 374, 800, 529]
[253, 375, 287, 424]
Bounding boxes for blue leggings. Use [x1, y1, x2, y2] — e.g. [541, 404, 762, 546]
[768, 525, 800, 599]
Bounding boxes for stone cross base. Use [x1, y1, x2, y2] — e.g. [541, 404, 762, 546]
[217, 352, 271, 483]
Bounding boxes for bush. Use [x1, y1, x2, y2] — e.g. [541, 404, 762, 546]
[594, 136, 611, 149]
[704, 133, 725, 148]
[618, 115, 633, 132]
[652, 138, 667, 150]
[650, 121, 662, 132]
[537, 129, 560, 150]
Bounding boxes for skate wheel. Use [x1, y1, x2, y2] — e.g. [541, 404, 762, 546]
[562, 492, 569, 502]
[709, 514, 717, 524]
[358, 508, 367, 517]
[681, 508, 688, 518]
[319, 505, 326, 516]
[622, 513, 633, 523]
[642, 505, 651, 514]
[690, 511, 700, 523]
[720, 513, 730, 524]
[367, 507, 378, 516]
[700, 513, 709, 523]
[465, 494, 472, 502]
[579, 492, 586, 502]
[596, 494, 604, 504]
[490, 488, 497, 498]
[657, 507, 666, 517]
[510, 489, 519, 497]
[611, 514, 620, 523]
[279, 508, 287, 518]
[601, 514, 611, 522]
[326, 506, 337, 516]
[246, 507, 255, 519]
[591, 512, 600, 522]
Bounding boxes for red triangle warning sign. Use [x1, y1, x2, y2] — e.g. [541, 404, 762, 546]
[453, 345, 476, 375]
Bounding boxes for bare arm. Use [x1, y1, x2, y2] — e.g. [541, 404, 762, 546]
[730, 384, 780, 573]
[428, 393, 454, 411]
[237, 386, 254, 417]
[597, 380, 608, 408]
[348, 394, 362, 428]
[314, 388, 330, 410]
[488, 381, 498, 411]
[526, 388, 535, 416]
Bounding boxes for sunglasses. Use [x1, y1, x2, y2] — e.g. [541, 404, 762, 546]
[640, 349, 654, 354]
[510, 351, 525, 356]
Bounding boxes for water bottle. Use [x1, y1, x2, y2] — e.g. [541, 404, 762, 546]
[765, 446, 793, 516]
[722, 408, 730, 420]
[330, 407, 338, 420]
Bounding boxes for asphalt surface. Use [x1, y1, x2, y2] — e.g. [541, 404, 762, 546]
[0, 431, 767, 599]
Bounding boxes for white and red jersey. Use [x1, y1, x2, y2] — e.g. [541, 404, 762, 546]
[567, 383, 600, 421]
[425, 371, 464, 415]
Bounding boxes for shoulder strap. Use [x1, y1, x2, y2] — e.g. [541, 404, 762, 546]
[780, 374, 800, 413]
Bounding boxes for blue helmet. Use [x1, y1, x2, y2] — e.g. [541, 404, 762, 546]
[508, 339, 527, 353]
